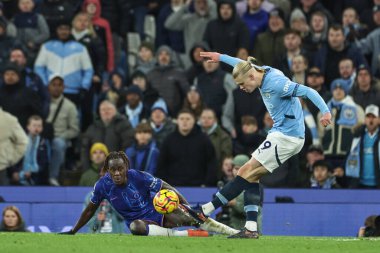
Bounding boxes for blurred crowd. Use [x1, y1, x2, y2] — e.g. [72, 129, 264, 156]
[0, 0, 379, 189]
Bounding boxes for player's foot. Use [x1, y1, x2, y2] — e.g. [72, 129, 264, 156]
[187, 229, 210, 237]
[227, 228, 259, 239]
[180, 204, 208, 224]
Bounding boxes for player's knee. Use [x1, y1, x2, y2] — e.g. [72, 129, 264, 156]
[129, 220, 148, 236]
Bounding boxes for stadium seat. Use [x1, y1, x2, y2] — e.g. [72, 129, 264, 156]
[144, 15, 156, 45]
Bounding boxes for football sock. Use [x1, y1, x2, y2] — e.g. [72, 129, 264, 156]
[147, 225, 188, 237]
[243, 183, 260, 232]
[200, 217, 239, 235]
[206, 176, 252, 214]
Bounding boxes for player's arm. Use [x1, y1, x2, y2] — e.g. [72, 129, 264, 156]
[59, 202, 99, 234]
[200, 52, 243, 67]
[161, 181, 189, 205]
[294, 85, 332, 127]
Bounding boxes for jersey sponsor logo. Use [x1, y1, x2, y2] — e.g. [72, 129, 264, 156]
[283, 81, 290, 93]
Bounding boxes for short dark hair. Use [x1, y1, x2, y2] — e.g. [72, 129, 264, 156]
[177, 108, 196, 119]
[284, 28, 301, 37]
[329, 24, 344, 34]
[312, 160, 330, 171]
[101, 151, 130, 176]
[135, 122, 152, 134]
[241, 115, 257, 126]
[27, 115, 43, 125]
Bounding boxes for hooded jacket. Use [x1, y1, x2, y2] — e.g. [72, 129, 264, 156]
[82, 0, 114, 72]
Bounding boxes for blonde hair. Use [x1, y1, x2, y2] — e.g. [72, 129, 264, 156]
[232, 57, 265, 81]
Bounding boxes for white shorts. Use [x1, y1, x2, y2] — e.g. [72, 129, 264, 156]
[252, 131, 305, 173]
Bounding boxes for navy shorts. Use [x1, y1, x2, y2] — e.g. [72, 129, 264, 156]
[126, 209, 164, 229]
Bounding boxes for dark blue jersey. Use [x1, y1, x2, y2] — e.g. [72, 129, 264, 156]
[90, 169, 163, 224]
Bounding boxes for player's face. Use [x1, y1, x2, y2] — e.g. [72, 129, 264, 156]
[365, 114, 379, 133]
[235, 69, 258, 93]
[3, 210, 18, 228]
[108, 158, 127, 185]
[27, 119, 43, 136]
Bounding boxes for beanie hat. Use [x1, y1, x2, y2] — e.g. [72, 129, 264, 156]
[290, 8, 306, 23]
[151, 98, 168, 115]
[3, 62, 21, 76]
[90, 143, 109, 156]
[269, 7, 285, 22]
[232, 155, 250, 167]
[125, 85, 143, 99]
[330, 78, 350, 95]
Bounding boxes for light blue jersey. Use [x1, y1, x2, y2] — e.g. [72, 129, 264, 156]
[220, 54, 330, 138]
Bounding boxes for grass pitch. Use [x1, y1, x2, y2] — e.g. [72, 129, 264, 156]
[1, 233, 379, 253]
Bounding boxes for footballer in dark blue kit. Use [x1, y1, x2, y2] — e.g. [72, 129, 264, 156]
[59, 151, 238, 237]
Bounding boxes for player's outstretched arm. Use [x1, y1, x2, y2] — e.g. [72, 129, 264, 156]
[200, 52, 243, 67]
[294, 85, 332, 127]
[161, 181, 189, 205]
[58, 202, 99, 235]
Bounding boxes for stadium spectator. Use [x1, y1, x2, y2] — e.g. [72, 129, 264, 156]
[342, 7, 368, 41]
[0, 63, 42, 129]
[17, 115, 50, 186]
[186, 42, 208, 84]
[182, 85, 206, 121]
[134, 42, 156, 75]
[304, 67, 331, 122]
[71, 12, 106, 84]
[194, 60, 235, 126]
[358, 215, 380, 237]
[291, 54, 308, 84]
[125, 123, 159, 175]
[310, 160, 340, 189]
[297, 144, 325, 187]
[119, 85, 149, 128]
[314, 24, 367, 87]
[165, 0, 216, 67]
[82, 0, 114, 72]
[241, 0, 268, 50]
[355, 8, 380, 77]
[99, 70, 126, 108]
[301, 99, 320, 146]
[346, 104, 380, 189]
[156, 0, 185, 54]
[9, 47, 50, 118]
[203, 0, 250, 63]
[147, 45, 189, 117]
[220, 156, 234, 184]
[360, 1, 380, 33]
[46, 75, 79, 186]
[298, 0, 333, 24]
[0, 2, 17, 37]
[0, 206, 29, 232]
[81, 100, 134, 170]
[302, 11, 328, 63]
[350, 64, 380, 110]
[83, 193, 125, 233]
[40, 0, 76, 36]
[0, 19, 21, 72]
[13, 0, 50, 60]
[156, 109, 217, 186]
[318, 78, 364, 169]
[0, 108, 28, 186]
[199, 108, 232, 179]
[253, 7, 286, 66]
[148, 99, 176, 149]
[130, 70, 159, 111]
[79, 142, 108, 186]
[338, 58, 356, 90]
[258, 111, 274, 137]
[274, 29, 305, 78]
[34, 20, 94, 109]
[289, 8, 309, 38]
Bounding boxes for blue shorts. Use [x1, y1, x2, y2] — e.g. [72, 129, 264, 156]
[126, 209, 164, 229]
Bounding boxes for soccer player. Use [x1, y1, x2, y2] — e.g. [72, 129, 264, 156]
[59, 151, 238, 237]
[183, 52, 332, 239]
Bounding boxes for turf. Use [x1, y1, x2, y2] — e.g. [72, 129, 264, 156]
[1, 233, 379, 253]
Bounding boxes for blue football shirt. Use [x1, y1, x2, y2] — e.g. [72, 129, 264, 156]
[90, 169, 162, 223]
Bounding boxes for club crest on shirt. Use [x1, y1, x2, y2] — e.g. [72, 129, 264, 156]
[263, 92, 271, 99]
[343, 107, 355, 120]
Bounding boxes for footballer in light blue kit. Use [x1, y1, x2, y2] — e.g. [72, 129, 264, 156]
[60, 151, 238, 237]
[183, 52, 332, 239]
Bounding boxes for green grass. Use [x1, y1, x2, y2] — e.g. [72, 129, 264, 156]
[1, 233, 379, 253]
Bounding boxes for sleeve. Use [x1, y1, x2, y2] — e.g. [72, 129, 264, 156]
[10, 120, 28, 166]
[61, 103, 80, 139]
[164, 5, 190, 31]
[34, 45, 49, 85]
[33, 15, 50, 45]
[220, 54, 244, 67]
[90, 180, 105, 205]
[140, 171, 163, 193]
[355, 31, 376, 55]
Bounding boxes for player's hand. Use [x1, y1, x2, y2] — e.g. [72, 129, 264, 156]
[58, 229, 75, 235]
[320, 112, 332, 127]
[200, 52, 220, 63]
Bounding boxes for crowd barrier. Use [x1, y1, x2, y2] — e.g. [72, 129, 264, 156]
[0, 187, 379, 236]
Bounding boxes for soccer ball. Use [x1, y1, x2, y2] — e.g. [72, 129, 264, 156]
[153, 189, 179, 214]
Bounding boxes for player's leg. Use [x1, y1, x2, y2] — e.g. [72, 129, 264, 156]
[129, 219, 192, 237]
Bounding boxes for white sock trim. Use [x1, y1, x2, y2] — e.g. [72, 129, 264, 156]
[202, 202, 215, 215]
[147, 225, 188, 237]
[245, 221, 257, 232]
